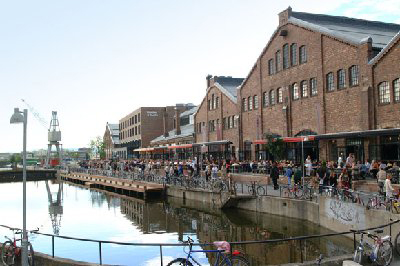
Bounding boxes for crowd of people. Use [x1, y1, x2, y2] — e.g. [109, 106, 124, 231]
[77, 154, 400, 197]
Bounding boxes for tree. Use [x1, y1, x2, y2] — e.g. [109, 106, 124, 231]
[89, 136, 105, 160]
[265, 133, 285, 161]
[9, 154, 22, 170]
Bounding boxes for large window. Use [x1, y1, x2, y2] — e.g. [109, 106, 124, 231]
[275, 50, 281, 72]
[212, 94, 215, 109]
[277, 88, 283, 103]
[268, 59, 275, 75]
[394, 78, 400, 102]
[310, 78, 317, 96]
[349, 65, 359, 86]
[326, 72, 334, 91]
[263, 91, 268, 107]
[283, 44, 289, 69]
[216, 96, 219, 108]
[292, 83, 299, 100]
[253, 95, 258, 109]
[301, 80, 308, 97]
[378, 82, 390, 104]
[337, 69, 346, 89]
[242, 98, 247, 112]
[290, 43, 297, 66]
[248, 96, 253, 110]
[299, 45, 307, 64]
[269, 90, 275, 105]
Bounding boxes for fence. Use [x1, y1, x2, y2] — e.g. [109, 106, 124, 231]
[1, 219, 399, 265]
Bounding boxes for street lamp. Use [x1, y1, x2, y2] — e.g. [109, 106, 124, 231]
[10, 108, 29, 266]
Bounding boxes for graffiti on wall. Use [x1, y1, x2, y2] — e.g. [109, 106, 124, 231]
[325, 198, 365, 227]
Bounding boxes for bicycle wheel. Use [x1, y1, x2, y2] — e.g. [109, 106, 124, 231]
[256, 186, 265, 196]
[219, 255, 250, 266]
[247, 185, 254, 195]
[353, 247, 362, 264]
[376, 240, 393, 266]
[1, 241, 15, 266]
[395, 232, 400, 256]
[27, 241, 34, 266]
[167, 258, 193, 266]
[294, 188, 303, 198]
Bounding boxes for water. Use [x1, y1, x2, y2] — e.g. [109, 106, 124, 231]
[0, 180, 353, 265]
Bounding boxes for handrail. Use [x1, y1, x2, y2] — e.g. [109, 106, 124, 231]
[1, 219, 399, 265]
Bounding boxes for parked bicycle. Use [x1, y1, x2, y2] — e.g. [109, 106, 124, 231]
[247, 182, 266, 196]
[1, 227, 37, 266]
[352, 229, 392, 266]
[167, 236, 250, 266]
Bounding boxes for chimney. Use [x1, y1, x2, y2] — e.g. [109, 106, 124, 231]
[206, 74, 212, 88]
[279, 6, 292, 27]
[163, 107, 168, 137]
[175, 107, 181, 135]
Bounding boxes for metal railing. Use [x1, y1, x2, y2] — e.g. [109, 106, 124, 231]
[1, 219, 399, 265]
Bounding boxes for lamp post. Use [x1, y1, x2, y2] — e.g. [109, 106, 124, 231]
[301, 136, 308, 187]
[10, 108, 28, 266]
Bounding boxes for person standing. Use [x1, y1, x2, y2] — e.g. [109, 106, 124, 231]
[377, 166, 387, 195]
[271, 162, 279, 190]
[285, 165, 293, 187]
[305, 155, 312, 176]
[385, 174, 395, 199]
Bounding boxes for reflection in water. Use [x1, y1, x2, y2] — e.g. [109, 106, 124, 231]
[84, 187, 352, 265]
[45, 180, 63, 235]
[0, 181, 352, 265]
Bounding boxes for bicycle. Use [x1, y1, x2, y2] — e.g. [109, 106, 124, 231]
[352, 229, 392, 266]
[167, 236, 250, 266]
[282, 184, 304, 199]
[247, 182, 266, 196]
[1, 227, 37, 266]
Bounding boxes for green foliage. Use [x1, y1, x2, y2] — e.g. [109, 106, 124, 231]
[89, 136, 105, 160]
[265, 133, 285, 160]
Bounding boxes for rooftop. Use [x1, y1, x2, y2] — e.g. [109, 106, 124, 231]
[290, 10, 400, 48]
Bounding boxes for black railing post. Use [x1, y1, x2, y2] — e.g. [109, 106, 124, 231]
[99, 241, 102, 265]
[52, 235, 55, 258]
[160, 245, 163, 266]
[300, 239, 304, 263]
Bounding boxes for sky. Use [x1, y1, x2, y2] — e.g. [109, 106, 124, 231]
[1, 0, 399, 153]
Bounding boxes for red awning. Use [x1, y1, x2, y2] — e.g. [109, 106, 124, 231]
[167, 144, 193, 149]
[252, 136, 315, 144]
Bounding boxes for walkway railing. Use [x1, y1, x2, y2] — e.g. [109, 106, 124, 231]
[1, 220, 399, 265]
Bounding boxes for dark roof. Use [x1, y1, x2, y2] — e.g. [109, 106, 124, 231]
[212, 76, 244, 101]
[291, 11, 400, 48]
[180, 106, 198, 117]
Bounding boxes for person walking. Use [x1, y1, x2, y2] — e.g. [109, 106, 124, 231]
[285, 165, 293, 187]
[305, 155, 312, 176]
[377, 166, 387, 195]
[385, 174, 395, 200]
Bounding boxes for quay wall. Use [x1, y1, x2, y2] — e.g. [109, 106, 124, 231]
[167, 186, 400, 241]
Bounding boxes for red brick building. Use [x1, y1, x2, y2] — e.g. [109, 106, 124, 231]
[194, 75, 244, 161]
[238, 7, 400, 163]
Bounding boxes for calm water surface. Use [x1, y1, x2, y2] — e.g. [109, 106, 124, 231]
[0, 180, 353, 265]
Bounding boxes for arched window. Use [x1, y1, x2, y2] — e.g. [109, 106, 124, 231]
[268, 59, 275, 75]
[263, 91, 269, 107]
[277, 88, 283, 103]
[269, 90, 275, 105]
[283, 44, 289, 69]
[301, 80, 308, 97]
[378, 82, 390, 104]
[349, 65, 359, 86]
[275, 50, 281, 72]
[310, 78, 317, 96]
[337, 69, 346, 89]
[248, 96, 253, 110]
[299, 45, 307, 64]
[393, 78, 399, 102]
[253, 95, 258, 109]
[292, 83, 299, 100]
[326, 72, 334, 91]
[290, 43, 297, 66]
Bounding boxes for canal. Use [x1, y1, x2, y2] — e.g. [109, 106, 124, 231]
[0, 179, 353, 265]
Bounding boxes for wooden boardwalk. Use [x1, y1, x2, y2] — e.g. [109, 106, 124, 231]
[59, 172, 164, 199]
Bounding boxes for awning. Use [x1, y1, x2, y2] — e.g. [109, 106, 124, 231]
[134, 148, 155, 152]
[315, 128, 400, 140]
[253, 136, 315, 144]
[167, 144, 193, 149]
[193, 140, 232, 146]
